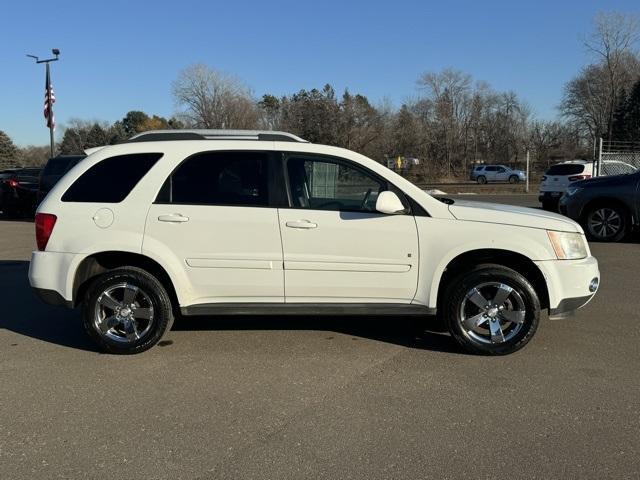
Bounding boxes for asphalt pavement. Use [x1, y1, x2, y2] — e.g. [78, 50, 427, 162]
[0, 195, 638, 479]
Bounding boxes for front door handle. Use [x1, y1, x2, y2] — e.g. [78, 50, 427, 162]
[285, 220, 317, 229]
[158, 213, 189, 223]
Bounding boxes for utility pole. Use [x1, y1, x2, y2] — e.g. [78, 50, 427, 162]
[27, 49, 60, 159]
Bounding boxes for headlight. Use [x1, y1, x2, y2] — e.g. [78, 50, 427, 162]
[566, 186, 582, 196]
[547, 231, 588, 260]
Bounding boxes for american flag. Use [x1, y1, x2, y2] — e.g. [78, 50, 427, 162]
[44, 68, 55, 129]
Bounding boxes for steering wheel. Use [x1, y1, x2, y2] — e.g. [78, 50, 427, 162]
[360, 188, 373, 211]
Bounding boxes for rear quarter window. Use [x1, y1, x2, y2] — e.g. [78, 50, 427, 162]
[546, 164, 586, 176]
[62, 153, 162, 203]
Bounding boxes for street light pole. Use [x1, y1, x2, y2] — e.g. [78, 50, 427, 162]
[27, 49, 60, 159]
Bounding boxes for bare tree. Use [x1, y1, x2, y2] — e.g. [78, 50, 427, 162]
[560, 12, 640, 146]
[172, 64, 259, 129]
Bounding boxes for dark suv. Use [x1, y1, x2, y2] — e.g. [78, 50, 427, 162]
[0, 168, 42, 217]
[38, 155, 86, 203]
[558, 171, 640, 242]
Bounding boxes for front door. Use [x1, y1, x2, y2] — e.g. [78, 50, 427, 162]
[143, 151, 284, 305]
[278, 154, 420, 303]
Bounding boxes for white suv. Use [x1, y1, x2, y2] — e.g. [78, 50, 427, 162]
[539, 159, 638, 210]
[29, 130, 600, 355]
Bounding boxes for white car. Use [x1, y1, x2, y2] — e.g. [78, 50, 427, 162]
[539, 160, 637, 210]
[29, 130, 600, 355]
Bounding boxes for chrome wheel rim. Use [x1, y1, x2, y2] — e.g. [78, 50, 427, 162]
[459, 282, 526, 345]
[94, 283, 154, 343]
[588, 208, 621, 238]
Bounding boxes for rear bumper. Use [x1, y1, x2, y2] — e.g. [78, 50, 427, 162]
[28, 251, 76, 306]
[538, 191, 563, 203]
[32, 287, 72, 307]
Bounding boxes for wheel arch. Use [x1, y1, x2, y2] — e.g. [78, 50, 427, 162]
[435, 248, 550, 311]
[72, 251, 180, 311]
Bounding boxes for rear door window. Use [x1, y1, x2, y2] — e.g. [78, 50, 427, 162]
[157, 151, 270, 207]
[62, 153, 162, 203]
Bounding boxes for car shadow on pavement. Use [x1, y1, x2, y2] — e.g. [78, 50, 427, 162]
[173, 314, 460, 354]
[0, 260, 459, 354]
[0, 260, 98, 352]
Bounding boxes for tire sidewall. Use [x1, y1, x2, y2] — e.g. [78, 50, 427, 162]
[444, 266, 540, 355]
[477, 176, 487, 184]
[82, 267, 174, 354]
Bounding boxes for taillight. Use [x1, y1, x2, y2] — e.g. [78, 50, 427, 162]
[35, 213, 57, 251]
[541, 175, 547, 181]
[4, 179, 18, 188]
[568, 175, 591, 181]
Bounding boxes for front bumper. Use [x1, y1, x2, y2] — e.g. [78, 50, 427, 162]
[534, 255, 599, 318]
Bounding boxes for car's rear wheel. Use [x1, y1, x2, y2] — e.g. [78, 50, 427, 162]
[442, 265, 540, 355]
[82, 267, 174, 354]
[476, 176, 487, 184]
[508, 175, 519, 184]
[584, 203, 628, 242]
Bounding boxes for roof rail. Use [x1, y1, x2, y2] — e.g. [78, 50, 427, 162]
[125, 129, 309, 143]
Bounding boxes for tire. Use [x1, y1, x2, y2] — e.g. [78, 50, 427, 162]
[508, 175, 519, 184]
[82, 267, 174, 354]
[442, 264, 540, 355]
[583, 203, 628, 242]
[476, 176, 487, 184]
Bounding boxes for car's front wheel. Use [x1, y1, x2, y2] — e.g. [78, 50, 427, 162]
[442, 265, 540, 355]
[476, 176, 487, 184]
[508, 175, 519, 184]
[584, 203, 628, 242]
[82, 267, 174, 354]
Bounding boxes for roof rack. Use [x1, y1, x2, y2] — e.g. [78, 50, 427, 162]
[125, 130, 308, 143]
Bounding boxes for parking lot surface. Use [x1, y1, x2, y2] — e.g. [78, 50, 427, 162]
[1, 195, 638, 479]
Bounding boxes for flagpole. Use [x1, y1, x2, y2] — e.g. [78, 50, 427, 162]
[27, 49, 60, 159]
[46, 62, 54, 158]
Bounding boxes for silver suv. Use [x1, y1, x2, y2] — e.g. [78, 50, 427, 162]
[471, 165, 526, 184]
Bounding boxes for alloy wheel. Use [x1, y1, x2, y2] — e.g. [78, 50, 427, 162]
[588, 208, 622, 239]
[459, 282, 526, 344]
[94, 282, 154, 343]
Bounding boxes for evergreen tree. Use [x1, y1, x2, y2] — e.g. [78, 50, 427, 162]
[0, 130, 18, 166]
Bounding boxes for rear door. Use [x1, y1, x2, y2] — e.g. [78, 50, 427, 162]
[143, 151, 285, 305]
[278, 153, 419, 303]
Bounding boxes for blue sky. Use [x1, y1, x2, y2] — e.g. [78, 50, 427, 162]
[1, 0, 638, 146]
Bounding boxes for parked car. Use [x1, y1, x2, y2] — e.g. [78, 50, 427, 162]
[558, 169, 640, 242]
[539, 160, 637, 211]
[29, 130, 599, 355]
[38, 155, 86, 203]
[0, 167, 42, 217]
[470, 165, 526, 184]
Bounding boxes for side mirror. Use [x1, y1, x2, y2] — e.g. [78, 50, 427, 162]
[375, 191, 406, 215]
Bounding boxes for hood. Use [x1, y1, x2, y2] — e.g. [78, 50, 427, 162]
[448, 200, 581, 233]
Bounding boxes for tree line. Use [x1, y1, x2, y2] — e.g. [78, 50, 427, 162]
[1, 11, 638, 179]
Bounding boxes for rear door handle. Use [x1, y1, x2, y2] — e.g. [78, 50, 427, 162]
[285, 220, 317, 229]
[158, 214, 189, 223]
